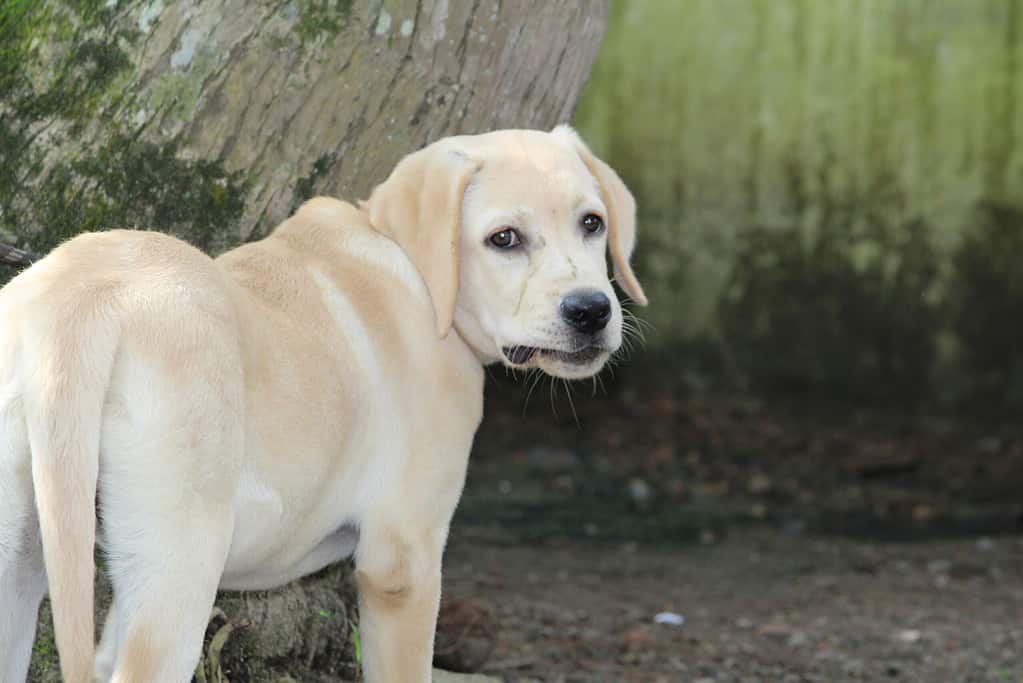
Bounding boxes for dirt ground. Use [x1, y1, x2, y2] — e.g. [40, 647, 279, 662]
[440, 379, 1023, 683]
[443, 528, 1023, 683]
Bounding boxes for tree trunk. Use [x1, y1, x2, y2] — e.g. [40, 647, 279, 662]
[14, 0, 610, 679]
[1, 0, 609, 255]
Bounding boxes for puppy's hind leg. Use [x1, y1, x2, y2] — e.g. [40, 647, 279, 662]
[0, 423, 47, 683]
[103, 505, 234, 683]
[100, 350, 245, 682]
[101, 429, 242, 683]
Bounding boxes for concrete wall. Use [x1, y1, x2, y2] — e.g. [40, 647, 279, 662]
[575, 0, 1023, 406]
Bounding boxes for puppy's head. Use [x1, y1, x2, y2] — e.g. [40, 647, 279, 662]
[364, 126, 646, 380]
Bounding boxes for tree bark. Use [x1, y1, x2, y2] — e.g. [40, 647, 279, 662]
[1, 0, 609, 255]
[14, 0, 610, 679]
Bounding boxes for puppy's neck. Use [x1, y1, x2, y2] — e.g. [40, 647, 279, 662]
[452, 309, 502, 365]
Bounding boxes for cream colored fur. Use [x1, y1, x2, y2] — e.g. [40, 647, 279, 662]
[0, 126, 644, 683]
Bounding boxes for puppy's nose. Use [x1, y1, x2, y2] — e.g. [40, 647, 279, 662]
[560, 290, 612, 334]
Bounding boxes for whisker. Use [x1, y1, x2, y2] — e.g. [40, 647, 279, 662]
[549, 375, 559, 419]
[623, 308, 655, 333]
[563, 378, 579, 427]
[523, 368, 543, 415]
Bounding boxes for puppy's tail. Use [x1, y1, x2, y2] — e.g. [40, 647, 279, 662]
[24, 292, 120, 683]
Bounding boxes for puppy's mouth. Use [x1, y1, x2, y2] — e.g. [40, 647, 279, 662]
[502, 345, 606, 366]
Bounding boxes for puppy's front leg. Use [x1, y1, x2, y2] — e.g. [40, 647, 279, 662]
[356, 522, 444, 683]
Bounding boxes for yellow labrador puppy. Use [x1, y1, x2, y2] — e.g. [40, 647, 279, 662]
[0, 126, 645, 683]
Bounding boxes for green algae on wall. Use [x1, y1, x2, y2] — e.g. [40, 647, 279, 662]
[949, 202, 1023, 409]
[575, 0, 1023, 406]
[295, 0, 354, 44]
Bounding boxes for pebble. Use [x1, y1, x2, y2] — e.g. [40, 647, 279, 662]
[895, 629, 922, 643]
[748, 473, 772, 494]
[526, 446, 579, 472]
[654, 611, 685, 626]
[759, 621, 792, 639]
[787, 629, 809, 647]
[629, 477, 654, 509]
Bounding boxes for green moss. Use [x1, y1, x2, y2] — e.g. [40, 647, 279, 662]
[2, 0, 130, 120]
[290, 152, 336, 213]
[23, 37, 132, 125]
[146, 44, 217, 126]
[574, 0, 1023, 407]
[33, 134, 247, 254]
[950, 202, 1023, 411]
[718, 215, 940, 403]
[0, 0, 136, 275]
[0, 0, 250, 290]
[295, 0, 353, 44]
[0, 1, 49, 96]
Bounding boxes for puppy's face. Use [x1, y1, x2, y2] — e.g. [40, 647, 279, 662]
[365, 126, 646, 380]
[454, 139, 623, 379]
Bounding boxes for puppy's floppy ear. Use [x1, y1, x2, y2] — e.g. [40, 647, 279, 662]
[551, 124, 648, 306]
[363, 142, 480, 337]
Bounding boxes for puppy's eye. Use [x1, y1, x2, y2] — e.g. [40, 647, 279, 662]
[581, 214, 605, 235]
[488, 228, 522, 250]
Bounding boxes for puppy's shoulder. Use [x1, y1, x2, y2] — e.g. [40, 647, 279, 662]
[293, 196, 369, 229]
[272, 196, 426, 297]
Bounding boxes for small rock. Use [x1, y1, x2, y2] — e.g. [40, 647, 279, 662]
[551, 473, 575, 494]
[433, 599, 496, 673]
[759, 621, 792, 639]
[628, 477, 654, 510]
[654, 611, 685, 626]
[895, 629, 921, 644]
[976, 537, 996, 552]
[526, 446, 579, 473]
[843, 659, 866, 676]
[748, 473, 772, 494]
[787, 630, 808, 647]
[912, 504, 936, 522]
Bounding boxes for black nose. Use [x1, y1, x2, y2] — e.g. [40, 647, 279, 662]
[560, 290, 612, 334]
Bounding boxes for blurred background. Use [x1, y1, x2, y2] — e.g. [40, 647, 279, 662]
[574, 0, 1022, 410]
[6, 1, 1021, 682]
